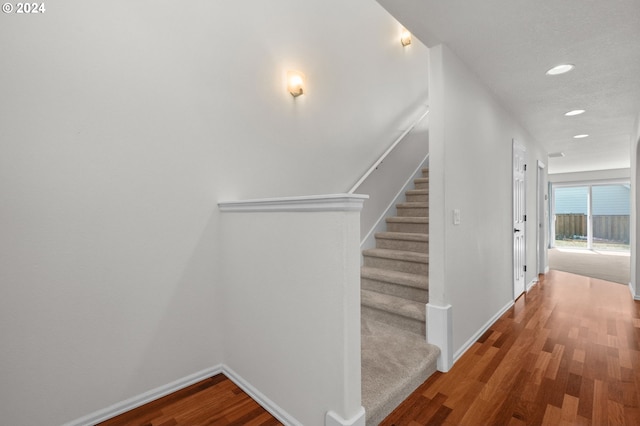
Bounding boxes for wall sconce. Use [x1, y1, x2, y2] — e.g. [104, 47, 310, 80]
[287, 70, 305, 98]
[400, 28, 412, 47]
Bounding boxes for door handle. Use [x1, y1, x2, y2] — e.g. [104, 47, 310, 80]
[514, 228, 520, 233]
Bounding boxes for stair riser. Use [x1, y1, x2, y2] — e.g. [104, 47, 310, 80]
[386, 222, 428, 233]
[422, 170, 429, 178]
[414, 181, 428, 190]
[375, 238, 428, 253]
[362, 278, 428, 303]
[363, 255, 427, 275]
[397, 207, 428, 217]
[362, 306, 425, 336]
[405, 194, 428, 202]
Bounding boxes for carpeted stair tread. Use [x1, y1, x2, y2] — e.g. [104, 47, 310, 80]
[361, 289, 426, 322]
[414, 177, 429, 189]
[405, 189, 428, 196]
[396, 202, 428, 208]
[385, 216, 429, 224]
[405, 189, 428, 202]
[375, 232, 428, 241]
[361, 266, 428, 290]
[361, 317, 439, 426]
[362, 248, 428, 265]
[374, 232, 429, 254]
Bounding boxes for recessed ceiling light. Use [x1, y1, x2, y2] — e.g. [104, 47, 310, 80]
[549, 152, 565, 158]
[546, 64, 575, 75]
[573, 134, 589, 139]
[565, 109, 585, 116]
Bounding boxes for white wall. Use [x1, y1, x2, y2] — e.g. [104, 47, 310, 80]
[631, 113, 640, 299]
[549, 168, 631, 183]
[428, 45, 547, 357]
[0, 1, 429, 424]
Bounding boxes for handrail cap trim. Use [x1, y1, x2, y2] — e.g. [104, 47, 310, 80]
[218, 193, 369, 213]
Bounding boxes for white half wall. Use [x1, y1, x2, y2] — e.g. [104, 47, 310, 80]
[218, 195, 366, 426]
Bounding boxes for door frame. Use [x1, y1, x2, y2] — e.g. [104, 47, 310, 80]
[513, 140, 527, 299]
[537, 160, 547, 274]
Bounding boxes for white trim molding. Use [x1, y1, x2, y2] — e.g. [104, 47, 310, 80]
[453, 300, 514, 364]
[62, 365, 224, 426]
[63, 365, 307, 426]
[219, 193, 369, 213]
[526, 278, 538, 292]
[427, 303, 453, 372]
[326, 407, 366, 426]
[629, 282, 640, 301]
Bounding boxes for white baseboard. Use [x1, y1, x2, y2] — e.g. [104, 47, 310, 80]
[452, 300, 514, 364]
[629, 282, 640, 300]
[63, 365, 224, 426]
[63, 364, 365, 426]
[326, 406, 366, 426]
[427, 303, 453, 372]
[223, 365, 303, 426]
[526, 278, 538, 292]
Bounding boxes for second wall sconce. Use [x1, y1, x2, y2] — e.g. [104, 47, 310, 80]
[287, 70, 305, 97]
[401, 28, 412, 47]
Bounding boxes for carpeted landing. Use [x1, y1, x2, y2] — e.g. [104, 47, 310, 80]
[361, 317, 439, 425]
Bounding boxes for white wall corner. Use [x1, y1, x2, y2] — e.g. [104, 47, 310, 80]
[325, 407, 366, 426]
[426, 303, 453, 372]
[629, 282, 640, 301]
[62, 365, 224, 426]
[223, 366, 303, 426]
[452, 300, 514, 365]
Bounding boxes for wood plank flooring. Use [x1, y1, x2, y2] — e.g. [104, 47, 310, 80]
[382, 270, 640, 425]
[98, 269, 640, 425]
[97, 374, 282, 426]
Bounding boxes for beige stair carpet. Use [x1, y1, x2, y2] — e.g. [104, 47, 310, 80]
[360, 168, 439, 425]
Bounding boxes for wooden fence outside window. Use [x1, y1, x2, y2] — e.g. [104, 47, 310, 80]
[555, 214, 630, 243]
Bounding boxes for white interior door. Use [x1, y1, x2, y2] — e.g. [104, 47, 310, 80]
[513, 141, 526, 298]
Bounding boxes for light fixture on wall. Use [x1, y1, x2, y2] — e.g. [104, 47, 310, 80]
[545, 64, 574, 75]
[287, 70, 305, 98]
[400, 28, 412, 47]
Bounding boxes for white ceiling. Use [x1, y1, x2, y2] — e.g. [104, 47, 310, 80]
[376, 0, 640, 175]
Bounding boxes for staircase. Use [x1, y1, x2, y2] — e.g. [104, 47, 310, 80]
[361, 168, 440, 425]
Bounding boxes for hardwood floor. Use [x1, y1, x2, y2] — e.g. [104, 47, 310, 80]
[382, 270, 640, 425]
[98, 270, 640, 425]
[98, 374, 282, 426]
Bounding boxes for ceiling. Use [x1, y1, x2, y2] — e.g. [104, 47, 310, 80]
[376, 0, 640, 175]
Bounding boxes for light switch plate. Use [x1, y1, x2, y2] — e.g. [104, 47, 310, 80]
[453, 209, 461, 225]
